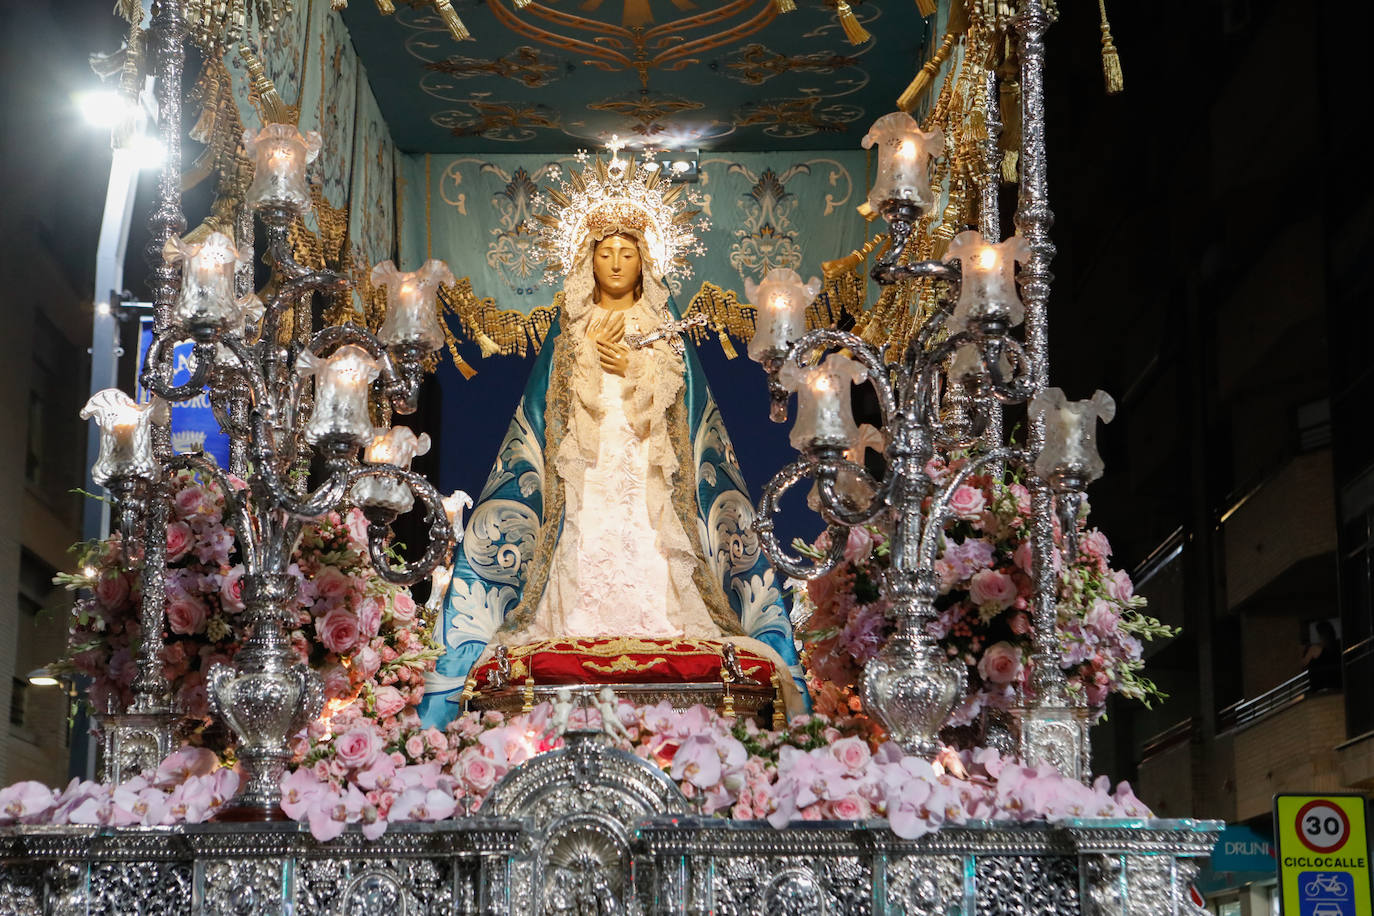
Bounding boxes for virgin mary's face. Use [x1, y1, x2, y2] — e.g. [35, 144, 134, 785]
[592, 234, 641, 299]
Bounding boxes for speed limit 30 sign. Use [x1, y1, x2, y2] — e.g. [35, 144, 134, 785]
[1275, 794, 1371, 916]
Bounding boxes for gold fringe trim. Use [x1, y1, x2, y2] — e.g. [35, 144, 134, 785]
[915, 0, 936, 15]
[375, 0, 395, 12]
[513, 0, 534, 7]
[434, 0, 472, 41]
[835, 1, 870, 45]
[821, 233, 887, 281]
[115, 0, 143, 24]
[1098, 0, 1123, 94]
[112, 25, 145, 150]
[774, 0, 796, 11]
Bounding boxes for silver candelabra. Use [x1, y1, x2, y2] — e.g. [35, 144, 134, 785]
[753, 0, 1109, 776]
[82, 0, 455, 818]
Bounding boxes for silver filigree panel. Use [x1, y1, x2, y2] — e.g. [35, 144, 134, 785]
[974, 856, 1078, 916]
[886, 855, 966, 915]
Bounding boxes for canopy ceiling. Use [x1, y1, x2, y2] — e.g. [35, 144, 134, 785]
[339, 0, 932, 153]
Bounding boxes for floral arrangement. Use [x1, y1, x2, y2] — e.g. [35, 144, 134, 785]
[57, 469, 443, 763]
[800, 457, 1175, 728]
[1, 703, 1151, 842]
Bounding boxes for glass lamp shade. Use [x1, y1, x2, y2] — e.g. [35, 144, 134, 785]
[1030, 388, 1116, 484]
[861, 112, 944, 216]
[164, 232, 252, 337]
[297, 345, 381, 446]
[371, 259, 456, 354]
[442, 490, 472, 540]
[945, 231, 1031, 331]
[352, 426, 432, 514]
[779, 353, 867, 450]
[244, 124, 322, 212]
[80, 389, 161, 486]
[745, 268, 821, 361]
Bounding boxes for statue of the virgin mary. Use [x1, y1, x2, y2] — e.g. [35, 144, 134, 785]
[420, 152, 805, 726]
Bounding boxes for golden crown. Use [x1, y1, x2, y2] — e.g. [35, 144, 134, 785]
[534, 150, 708, 280]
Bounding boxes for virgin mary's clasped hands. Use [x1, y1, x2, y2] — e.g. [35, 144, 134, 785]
[590, 311, 630, 377]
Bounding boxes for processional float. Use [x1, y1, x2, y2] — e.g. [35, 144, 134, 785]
[1, 0, 1218, 912]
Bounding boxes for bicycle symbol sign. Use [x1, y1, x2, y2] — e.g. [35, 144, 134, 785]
[1298, 800, 1353, 854]
[1299, 871, 1355, 916]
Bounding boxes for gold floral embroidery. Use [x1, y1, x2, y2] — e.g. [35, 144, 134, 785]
[581, 656, 670, 675]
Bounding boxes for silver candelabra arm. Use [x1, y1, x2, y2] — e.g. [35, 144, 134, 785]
[138, 335, 217, 403]
[753, 456, 849, 580]
[352, 464, 459, 586]
[163, 452, 262, 571]
[915, 447, 1028, 572]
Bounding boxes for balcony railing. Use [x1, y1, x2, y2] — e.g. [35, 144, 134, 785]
[1216, 671, 1313, 735]
[1140, 717, 1196, 762]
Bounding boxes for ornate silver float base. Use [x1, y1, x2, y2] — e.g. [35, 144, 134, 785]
[470, 680, 778, 724]
[1, 737, 1218, 915]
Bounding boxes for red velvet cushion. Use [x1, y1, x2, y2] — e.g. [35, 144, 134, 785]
[472, 637, 775, 687]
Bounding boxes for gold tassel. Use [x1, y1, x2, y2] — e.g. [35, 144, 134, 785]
[1001, 150, 1018, 183]
[522, 677, 535, 712]
[774, 0, 796, 11]
[835, 1, 870, 45]
[239, 45, 291, 124]
[434, 0, 472, 41]
[897, 29, 957, 112]
[374, 0, 395, 12]
[716, 327, 738, 360]
[915, 0, 936, 15]
[856, 200, 877, 222]
[112, 25, 145, 150]
[770, 673, 786, 730]
[474, 328, 502, 358]
[331, 0, 347, 9]
[1097, 0, 1124, 94]
[513, 0, 533, 7]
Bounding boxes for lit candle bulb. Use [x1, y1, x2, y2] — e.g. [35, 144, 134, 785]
[371, 259, 456, 354]
[744, 267, 821, 361]
[427, 564, 454, 612]
[944, 230, 1032, 331]
[779, 353, 867, 450]
[244, 124, 322, 212]
[80, 389, 161, 486]
[297, 345, 381, 447]
[352, 425, 432, 514]
[862, 111, 944, 217]
[163, 231, 253, 339]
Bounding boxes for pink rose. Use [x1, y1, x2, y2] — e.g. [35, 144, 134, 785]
[968, 569, 1017, 610]
[977, 641, 1023, 685]
[94, 573, 131, 609]
[422, 728, 447, 751]
[829, 736, 871, 774]
[317, 607, 360, 654]
[220, 565, 246, 613]
[372, 685, 407, 719]
[1081, 530, 1112, 561]
[345, 509, 370, 547]
[334, 726, 382, 770]
[458, 748, 497, 792]
[390, 592, 418, 624]
[314, 566, 351, 602]
[352, 647, 382, 680]
[357, 598, 383, 639]
[173, 486, 206, 519]
[1009, 483, 1032, 516]
[405, 734, 426, 759]
[1084, 599, 1120, 636]
[844, 527, 875, 564]
[830, 795, 871, 820]
[321, 665, 352, 700]
[165, 521, 194, 563]
[949, 485, 986, 522]
[1012, 541, 1034, 575]
[1105, 569, 1134, 602]
[166, 595, 209, 636]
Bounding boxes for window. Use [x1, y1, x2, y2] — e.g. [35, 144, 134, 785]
[10, 678, 26, 727]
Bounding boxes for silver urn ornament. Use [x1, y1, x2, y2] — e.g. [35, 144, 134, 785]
[861, 617, 966, 757]
[207, 574, 323, 818]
